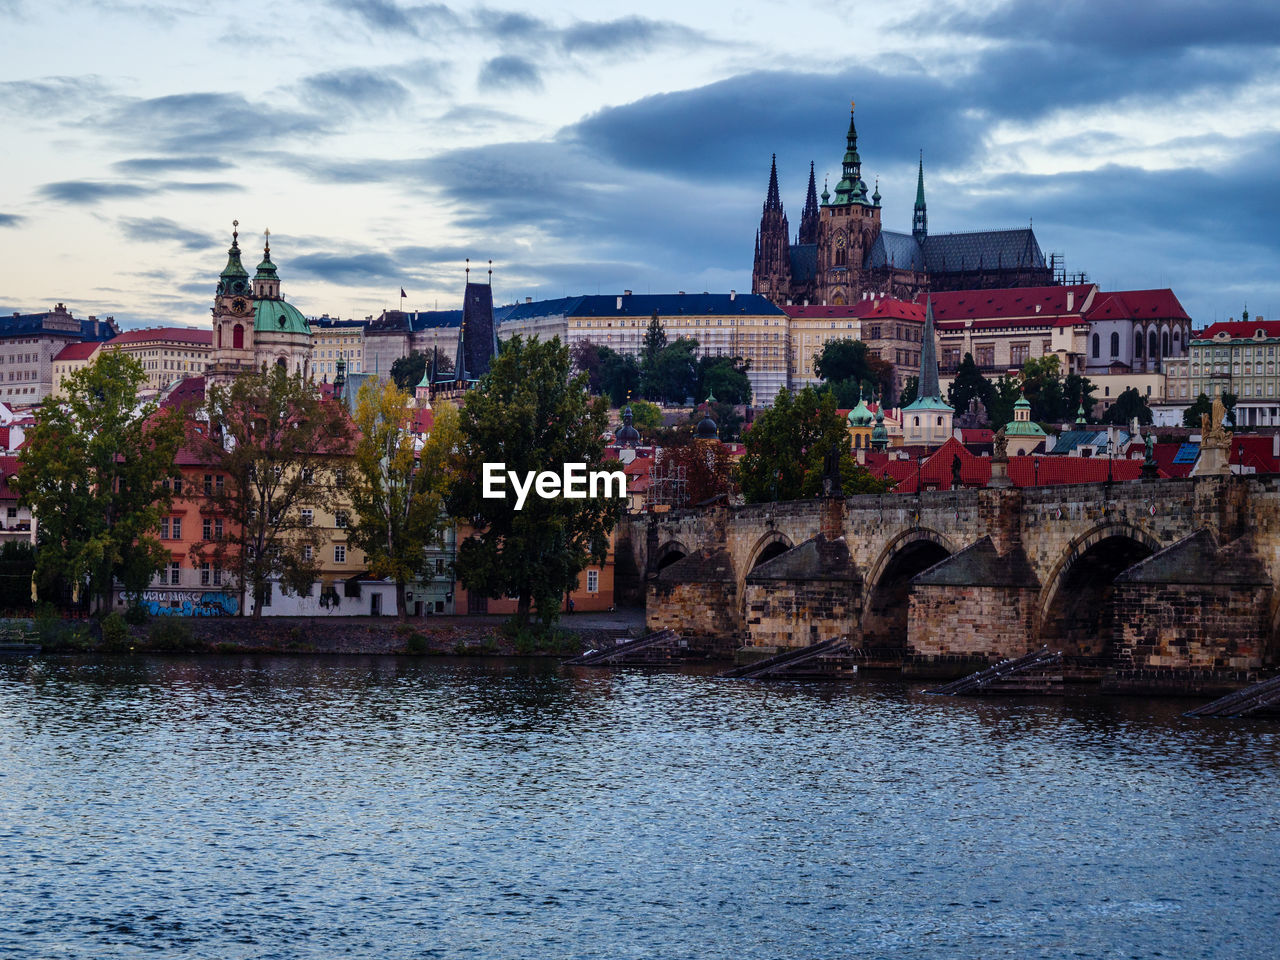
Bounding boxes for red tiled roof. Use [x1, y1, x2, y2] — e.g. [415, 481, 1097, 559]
[413, 409, 435, 434]
[160, 376, 206, 410]
[53, 341, 101, 362]
[1230, 435, 1280, 473]
[1197, 319, 1280, 341]
[1084, 288, 1189, 323]
[0, 455, 20, 499]
[782, 298, 925, 322]
[921, 285, 1094, 331]
[108, 326, 213, 347]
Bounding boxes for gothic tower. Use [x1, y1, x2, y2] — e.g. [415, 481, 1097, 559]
[751, 154, 792, 300]
[815, 104, 882, 306]
[912, 151, 928, 242]
[798, 161, 820, 244]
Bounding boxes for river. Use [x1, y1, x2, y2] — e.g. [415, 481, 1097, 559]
[1, 654, 1277, 959]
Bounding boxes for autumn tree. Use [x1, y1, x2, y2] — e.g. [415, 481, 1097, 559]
[348, 378, 460, 619]
[190, 367, 352, 617]
[447, 335, 619, 627]
[13, 351, 185, 612]
[650, 440, 738, 507]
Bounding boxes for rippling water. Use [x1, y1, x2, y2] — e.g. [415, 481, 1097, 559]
[1, 655, 1277, 959]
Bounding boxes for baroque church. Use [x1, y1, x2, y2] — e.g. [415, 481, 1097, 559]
[207, 222, 313, 385]
[752, 105, 1054, 307]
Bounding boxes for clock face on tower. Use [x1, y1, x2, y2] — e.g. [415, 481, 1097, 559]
[835, 234, 847, 249]
[231, 298, 249, 315]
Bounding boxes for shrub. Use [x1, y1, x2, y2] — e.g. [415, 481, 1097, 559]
[124, 604, 149, 625]
[100, 612, 130, 651]
[405, 632, 429, 654]
[148, 619, 194, 650]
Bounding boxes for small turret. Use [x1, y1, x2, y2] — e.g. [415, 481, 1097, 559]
[216, 220, 249, 297]
[912, 151, 928, 241]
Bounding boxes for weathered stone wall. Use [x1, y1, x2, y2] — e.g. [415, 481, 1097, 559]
[1113, 582, 1272, 673]
[908, 584, 1038, 660]
[647, 579, 739, 638]
[744, 579, 858, 650]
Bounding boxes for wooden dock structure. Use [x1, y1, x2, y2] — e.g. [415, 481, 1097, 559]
[719, 637, 856, 680]
[926, 647, 1064, 696]
[1185, 674, 1280, 718]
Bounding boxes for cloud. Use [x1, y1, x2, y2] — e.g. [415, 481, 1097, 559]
[113, 156, 234, 174]
[287, 251, 405, 283]
[0, 75, 114, 115]
[106, 92, 327, 153]
[118, 216, 219, 252]
[39, 179, 242, 205]
[325, 0, 459, 36]
[477, 55, 542, 91]
[560, 16, 706, 55]
[300, 68, 411, 115]
[0, 213, 24, 227]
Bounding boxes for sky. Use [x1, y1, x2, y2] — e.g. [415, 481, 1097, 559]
[1, 0, 1278, 330]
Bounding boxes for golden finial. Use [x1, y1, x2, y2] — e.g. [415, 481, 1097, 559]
[232, 219, 239, 241]
[850, 100, 855, 112]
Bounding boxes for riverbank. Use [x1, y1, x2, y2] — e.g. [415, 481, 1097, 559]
[19, 611, 645, 657]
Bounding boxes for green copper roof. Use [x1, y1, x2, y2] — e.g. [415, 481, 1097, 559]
[1003, 417, 1046, 438]
[829, 106, 873, 207]
[216, 230, 249, 296]
[902, 395, 954, 412]
[255, 245, 279, 280]
[1014, 395, 1031, 410]
[847, 397, 873, 426]
[254, 297, 310, 336]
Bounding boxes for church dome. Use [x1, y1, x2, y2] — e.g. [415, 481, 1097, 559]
[847, 397, 873, 426]
[254, 298, 310, 336]
[696, 410, 719, 440]
[616, 404, 641, 447]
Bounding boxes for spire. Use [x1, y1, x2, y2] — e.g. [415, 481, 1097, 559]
[917, 295, 941, 401]
[764, 153, 782, 212]
[799, 161, 820, 243]
[832, 101, 869, 206]
[216, 219, 249, 296]
[912, 151, 928, 241]
[821, 177, 830, 205]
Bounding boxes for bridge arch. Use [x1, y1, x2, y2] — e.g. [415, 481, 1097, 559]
[1036, 521, 1162, 660]
[654, 539, 691, 573]
[744, 531, 794, 576]
[862, 528, 958, 648]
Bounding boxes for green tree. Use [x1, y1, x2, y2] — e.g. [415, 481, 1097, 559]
[989, 375, 1024, 429]
[1062, 373, 1097, 422]
[947, 353, 995, 421]
[645, 338, 700, 404]
[641, 310, 667, 368]
[0, 541, 35, 613]
[1182, 392, 1213, 428]
[651, 440, 738, 507]
[628, 399, 664, 434]
[1222, 392, 1239, 428]
[696, 355, 753, 405]
[13, 351, 185, 612]
[391, 348, 452, 392]
[897, 376, 919, 409]
[1101, 387, 1154, 426]
[570, 340, 603, 393]
[190, 367, 353, 617]
[687, 400, 744, 442]
[737, 386, 890, 503]
[597, 346, 640, 406]
[447, 335, 619, 627]
[813, 338, 893, 402]
[348, 378, 461, 619]
[1021, 355, 1065, 422]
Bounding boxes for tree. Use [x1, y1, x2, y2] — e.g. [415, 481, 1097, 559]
[628, 399, 664, 434]
[947, 353, 995, 421]
[813, 338, 893, 402]
[1101, 387, 1154, 426]
[737, 386, 890, 503]
[597, 346, 640, 406]
[570, 341, 603, 393]
[686, 400, 744, 441]
[697, 355, 753, 405]
[989, 375, 1024, 429]
[897, 376, 919, 409]
[391, 348, 452, 392]
[1222, 392, 1239, 428]
[1062, 373, 1097, 422]
[13, 351, 185, 613]
[1021, 355, 1065, 422]
[645, 338, 700, 404]
[190, 367, 353, 617]
[650, 440, 738, 507]
[348, 378, 461, 619]
[447, 335, 619, 627]
[1182, 392, 1212, 428]
[641, 311, 667, 368]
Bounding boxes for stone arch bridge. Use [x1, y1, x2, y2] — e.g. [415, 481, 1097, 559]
[617, 476, 1280, 689]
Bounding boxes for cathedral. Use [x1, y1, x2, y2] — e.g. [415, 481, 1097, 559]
[207, 222, 313, 385]
[752, 105, 1054, 307]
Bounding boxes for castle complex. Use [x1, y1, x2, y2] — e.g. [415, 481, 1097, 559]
[752, 105, 1054, 307]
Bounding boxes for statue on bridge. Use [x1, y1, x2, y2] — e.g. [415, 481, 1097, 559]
[822, 441, 843, 498]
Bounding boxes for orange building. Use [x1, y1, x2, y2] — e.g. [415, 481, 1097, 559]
[454, 522, 616, 615]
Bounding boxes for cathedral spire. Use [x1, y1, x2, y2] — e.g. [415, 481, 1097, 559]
[764, 153, 782, 212]
[913, 150, 928, 241]
[799, 161, 820, 244]
[917, 295, 941, 401]
[832, 101, 870, 206]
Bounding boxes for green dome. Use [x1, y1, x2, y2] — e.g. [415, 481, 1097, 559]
[847, 397, 873, 427]
[254, 298, 310, 336]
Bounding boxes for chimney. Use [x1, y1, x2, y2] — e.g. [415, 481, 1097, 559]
[616, 296, 623, 310]
[525, 297, 532, 303]
[678, 291, 685, 296]
[1066, 291, 1075, 312]
[624, 289, 632, 296]
[730, 289, 736, 301]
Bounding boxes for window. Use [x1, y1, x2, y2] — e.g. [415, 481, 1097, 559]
[334, 544, 346, 563]
[6, 507, 15, 519]
[173, 477, 182, 496]
[587, 570, 599, 593]
[260, 583, 272, 607]
[976, 346, 994, 367]
[168, 561, 181, 585]
[160, 518, 169, 539]
[1092, 333, 1100, 358]
[213, 566, 222, 587]
[1109, 332, 1120, 357]
[304, 545, 313, 562]
[1149, 331, 1158, 357]
[203, 519, 211, 540]
[214, 518, 223, 540]
[301, 508, 313, 527]
[172, 518, 182, 540]
[204, 474, 212, 496]
[335, 511, 349, 529]
[215, 475, 224, 494]
[201, 562, 210, 586]
[1010, 343, 1030, 366]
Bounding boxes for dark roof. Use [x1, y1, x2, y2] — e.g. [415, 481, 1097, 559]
[789, 243, 818, 285]
[865, 231, 925, 271]
[310, 317, 367, 330]
[656, 547, 736, 583]
[920, 228, 1046, 272]
[565, 293, 784, 318]
[745, 535, 860, 583]
[0, 311, 117, 342]
[913, 536, 1039, 588]
[411, 310, 463, 331]
[498, 297, 586, 323]
[453, 282, 497, 383]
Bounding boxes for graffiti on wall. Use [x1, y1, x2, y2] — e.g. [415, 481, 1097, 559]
[138, 590, 239, 617]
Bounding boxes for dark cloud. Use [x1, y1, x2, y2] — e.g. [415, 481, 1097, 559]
[113, 156, 234, 174]
[301, 68, 411, 115]
[288, 252, 405, 283]
[325, 0, 459, 36]
[0, 213, 23, 227]
[477, 55, 542, 91]
[0, 75, 113, 114]
[39, 179, 242, 205]
[107, 92, 326, 153]
[118, 217, 218, 252]
[560, 16, 706, 54]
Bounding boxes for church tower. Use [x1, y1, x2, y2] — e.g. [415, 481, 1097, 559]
[208, 221, 257, 384]
[250, 229, 313, 379]
[912, 151, 928, 242]
[815, 104, 882, 306]
[751, 154, 792, 300]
